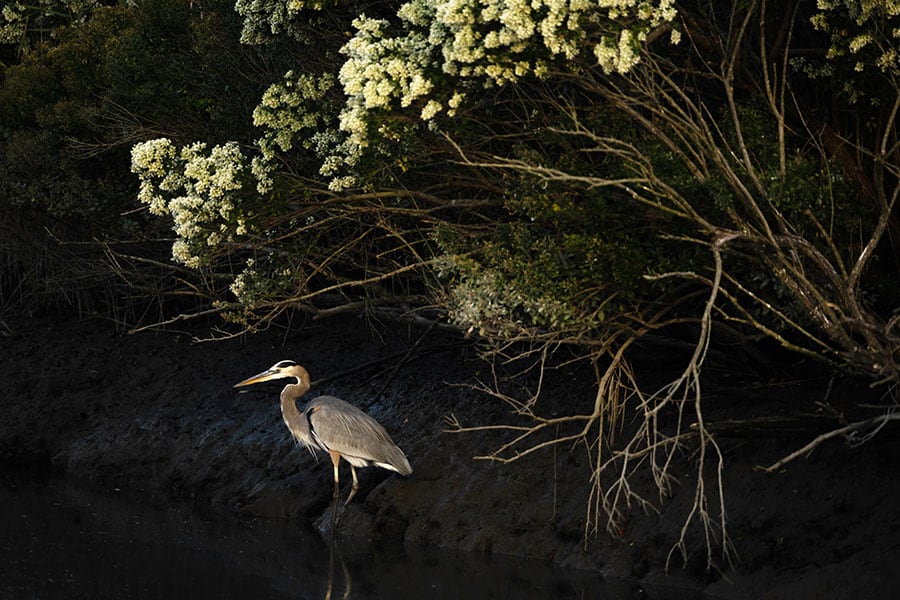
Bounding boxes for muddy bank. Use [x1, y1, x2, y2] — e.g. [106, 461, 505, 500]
[2, 314, 899, 598]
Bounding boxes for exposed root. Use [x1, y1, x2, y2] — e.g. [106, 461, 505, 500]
[446, 237, 737, 571]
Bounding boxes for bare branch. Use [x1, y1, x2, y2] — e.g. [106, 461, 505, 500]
[759, 411, 900, 473]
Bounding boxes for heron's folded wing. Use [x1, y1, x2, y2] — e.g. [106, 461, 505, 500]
[307, 395, 412, 475]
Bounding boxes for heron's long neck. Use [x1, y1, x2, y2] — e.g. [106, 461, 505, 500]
[280, 379, 312, 445]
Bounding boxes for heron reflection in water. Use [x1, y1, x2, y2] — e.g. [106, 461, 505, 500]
[234, 360, 412, 529]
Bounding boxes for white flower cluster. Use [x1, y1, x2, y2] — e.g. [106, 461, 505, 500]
[338, 16, 435, 151]
[440, 256, 572, 336]
[333, 0, 679, 174]
[228, 258, 262, 304]
[0, 0, 100, 44]
[255, 71, 335, 153]
[593, 0, 678, 74]
[234, 0, 324, 44]
[594, 29, 643, 74]
[440, 0, 645, 81]
[251, 70, 340, 191]
[228, 256, 296, 305]
[131, 139, 251, 267]
[811, 0, 900, 74]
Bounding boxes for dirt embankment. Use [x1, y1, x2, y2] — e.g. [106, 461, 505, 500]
[2, 314, 899, 599]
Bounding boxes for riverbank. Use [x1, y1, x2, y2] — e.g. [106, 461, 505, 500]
[2, 313, 898, 598]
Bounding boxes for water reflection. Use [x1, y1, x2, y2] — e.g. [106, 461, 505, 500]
[0, 472, 636, 599]
[326, 537, 351, 600]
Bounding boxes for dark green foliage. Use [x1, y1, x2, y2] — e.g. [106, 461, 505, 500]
[0, 0, 297, 315]
[0, 0, 293, 224]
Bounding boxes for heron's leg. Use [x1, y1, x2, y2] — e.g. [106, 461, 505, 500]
[344, 465, 359, 506]
[329, 450, 342, 530]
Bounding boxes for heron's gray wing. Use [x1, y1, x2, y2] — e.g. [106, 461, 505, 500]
[306, 395, 412, 475]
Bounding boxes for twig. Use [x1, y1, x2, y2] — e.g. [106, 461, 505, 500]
[759, 412, 900, 473]
[373, 320, 438, 396]
[312, 341, 463, 390]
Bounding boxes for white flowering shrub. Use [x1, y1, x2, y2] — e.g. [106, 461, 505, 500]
[130, 0, 682, 260]
[131, 139, 253, 267]
[328, 0, 678, 186]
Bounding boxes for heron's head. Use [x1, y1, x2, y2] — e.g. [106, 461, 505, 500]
[233, 360, 308, 388]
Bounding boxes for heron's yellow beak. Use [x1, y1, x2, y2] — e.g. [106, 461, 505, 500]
[233, 368, 282, 388]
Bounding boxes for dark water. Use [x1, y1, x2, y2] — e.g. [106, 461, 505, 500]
[0, 473, 638, 599]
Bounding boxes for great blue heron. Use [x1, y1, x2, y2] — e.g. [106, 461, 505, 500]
[234, 360, 412, 528]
